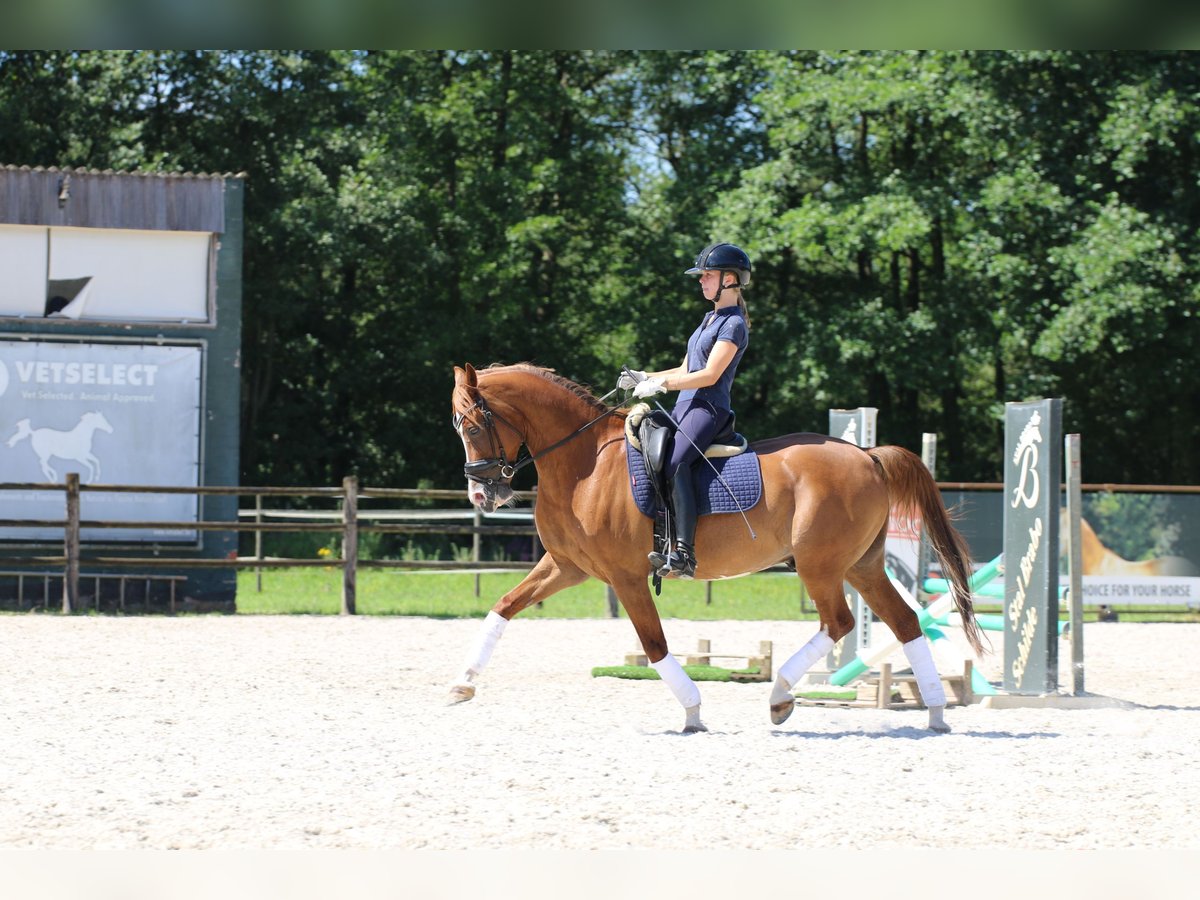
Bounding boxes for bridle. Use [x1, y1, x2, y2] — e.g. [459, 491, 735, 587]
[453, 391, 622, 488]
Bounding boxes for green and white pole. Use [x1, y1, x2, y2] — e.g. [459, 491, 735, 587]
[829, 555, 1003, 688]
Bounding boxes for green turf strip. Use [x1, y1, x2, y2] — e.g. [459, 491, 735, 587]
[793, 689, 858, 701]
[591, 664, 760, 682]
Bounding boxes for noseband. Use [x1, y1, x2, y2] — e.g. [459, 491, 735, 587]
[454, 392, 621, 488]
[453, 396, 530, 488]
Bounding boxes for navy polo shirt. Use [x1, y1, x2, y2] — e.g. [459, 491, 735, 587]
[675, 305, 748, 414]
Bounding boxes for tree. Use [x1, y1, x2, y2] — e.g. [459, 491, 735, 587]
[3, 51, 1198, 487]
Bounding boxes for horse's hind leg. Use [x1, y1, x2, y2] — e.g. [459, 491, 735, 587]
[446, 551, 587, 705]
[846, 555, 951, 733]
[768, 573, 852, 725]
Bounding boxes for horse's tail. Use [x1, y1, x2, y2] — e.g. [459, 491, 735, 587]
[6, 419, 32, 448]
[867, 445, 985, 657]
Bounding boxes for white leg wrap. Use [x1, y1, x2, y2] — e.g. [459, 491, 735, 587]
[902, 636, 947, 708]
[777, 630, 835, 688]
[461, 611, 508, 680]
[651, 653, 702, 710]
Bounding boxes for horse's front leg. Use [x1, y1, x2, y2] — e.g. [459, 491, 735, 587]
[613, 575, 707, 733]
[446, 552, 587, 705]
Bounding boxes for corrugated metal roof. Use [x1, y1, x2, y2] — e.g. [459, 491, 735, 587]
[1, 164, 246, 180]
[0, 165, 244, 232]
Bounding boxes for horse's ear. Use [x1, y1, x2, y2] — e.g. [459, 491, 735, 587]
[453, 364, 479, 394]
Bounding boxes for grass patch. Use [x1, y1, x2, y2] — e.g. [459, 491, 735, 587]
[230, 568, 1200, 623]
[234, 567, 814, 619]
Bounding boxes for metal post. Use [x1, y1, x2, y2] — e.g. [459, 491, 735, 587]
[64, 472, 80, 614]
[530, 486, 541, 561]
[918, 433, 937, 603]
[255, 492, 264, 592]
[341, 475, 358, 615]
[605, 584, 620, 618]
[1065, 434, 1085, 695]
[473, 507, 482, 598]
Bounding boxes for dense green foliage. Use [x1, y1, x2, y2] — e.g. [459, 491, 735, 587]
[3, 51, 1198, 485]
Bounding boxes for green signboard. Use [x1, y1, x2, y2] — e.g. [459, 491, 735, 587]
[1003, 398, 1062, 694]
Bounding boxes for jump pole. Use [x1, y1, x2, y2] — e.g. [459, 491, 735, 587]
[829, 555, 1003, 687]
[930, 610, 1066, 635]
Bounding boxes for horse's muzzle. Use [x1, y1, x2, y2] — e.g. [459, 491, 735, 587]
[463, 458, 518, 512]
[466, 480, 512, 513]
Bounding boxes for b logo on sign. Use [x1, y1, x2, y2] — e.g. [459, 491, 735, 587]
[1011, 410, 1042, 510]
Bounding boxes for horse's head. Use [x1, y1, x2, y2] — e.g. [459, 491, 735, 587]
[452, 364, 525, 512]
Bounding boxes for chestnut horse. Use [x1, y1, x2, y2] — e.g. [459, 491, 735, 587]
[447, 363, 984, 733]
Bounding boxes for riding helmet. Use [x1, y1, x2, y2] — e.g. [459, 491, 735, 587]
[684, 242, 752, 286]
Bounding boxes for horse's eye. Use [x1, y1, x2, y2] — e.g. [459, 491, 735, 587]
[468, 426, 481, 436]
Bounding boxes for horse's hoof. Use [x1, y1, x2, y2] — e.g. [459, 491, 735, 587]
[682, 705, 707, 733]
[770, 698, 795, 725]
[445, 684, 475, 705]
[927, 706, 950, 733]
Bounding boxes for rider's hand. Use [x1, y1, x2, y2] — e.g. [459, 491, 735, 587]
[617, 369, 647, 391]
[632, 377, 667, 399]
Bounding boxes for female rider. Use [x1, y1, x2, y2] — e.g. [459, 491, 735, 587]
[620, 242, 752, 579]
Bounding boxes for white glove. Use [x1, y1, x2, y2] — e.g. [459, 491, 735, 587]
[617, 369, 647, 390]
[632, 377, 667, 399]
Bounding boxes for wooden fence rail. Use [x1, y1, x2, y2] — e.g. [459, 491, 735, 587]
[0, 477, 538, 614]
[7, 478, 1197, 616]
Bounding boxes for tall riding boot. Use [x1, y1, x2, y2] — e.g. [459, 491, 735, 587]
[661, 465, 698, 579]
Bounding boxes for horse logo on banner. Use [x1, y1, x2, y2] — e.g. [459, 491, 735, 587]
[6, 411, 114, 483]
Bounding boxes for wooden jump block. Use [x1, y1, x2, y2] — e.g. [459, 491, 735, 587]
[624, 639, 773, 682]
[868, 659, 975, 709]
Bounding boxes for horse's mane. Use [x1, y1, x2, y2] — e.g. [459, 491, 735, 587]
[478, 363, 620, 417]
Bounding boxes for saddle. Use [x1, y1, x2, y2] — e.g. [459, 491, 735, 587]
[624, 404, 761, 591]
[624, 402, 748, 473]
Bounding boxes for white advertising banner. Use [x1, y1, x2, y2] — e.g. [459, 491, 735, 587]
[0, 339, 202, 542]
[1080, 575, 1200, 606]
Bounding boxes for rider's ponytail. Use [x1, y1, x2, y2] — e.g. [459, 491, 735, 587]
[737, 292, 752, 331]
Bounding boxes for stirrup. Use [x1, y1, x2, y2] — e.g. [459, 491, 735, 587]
[647, 549, 670, 573]
[660, 546, 696, 580]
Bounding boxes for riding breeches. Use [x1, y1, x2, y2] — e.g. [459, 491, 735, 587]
[665, 399, 731, 479]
